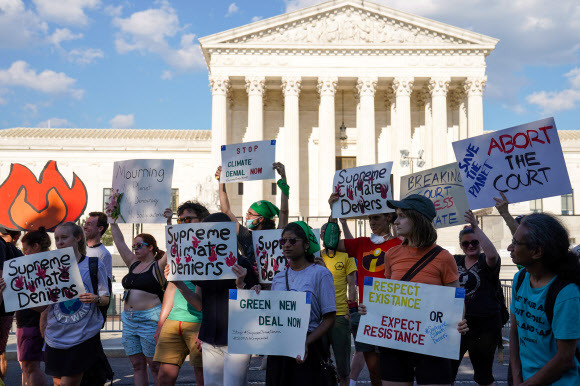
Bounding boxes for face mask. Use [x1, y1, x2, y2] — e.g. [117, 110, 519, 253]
[246, 217, 261, 230]
[370, 233, 386, 245]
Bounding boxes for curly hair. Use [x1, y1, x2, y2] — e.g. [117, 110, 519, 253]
[177, 201, 210, 221]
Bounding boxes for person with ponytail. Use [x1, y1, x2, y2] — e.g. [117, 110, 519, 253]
[110, 223, 168, 385]
[509, 213, 580, 385]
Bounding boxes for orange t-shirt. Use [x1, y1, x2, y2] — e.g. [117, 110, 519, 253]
[384, 244, 458, 286]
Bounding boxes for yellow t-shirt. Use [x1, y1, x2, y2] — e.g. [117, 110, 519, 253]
[321, 250, 358, 316]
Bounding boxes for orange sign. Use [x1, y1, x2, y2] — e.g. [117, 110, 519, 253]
[0, 161, 87, 231]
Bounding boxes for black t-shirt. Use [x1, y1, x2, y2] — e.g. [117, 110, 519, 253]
[237, 225, 255, 265]
[193, 255, 258, 346]
[0, 238, 23, 317]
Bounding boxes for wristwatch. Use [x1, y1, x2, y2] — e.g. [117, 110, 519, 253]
[96, 295, 101, 305]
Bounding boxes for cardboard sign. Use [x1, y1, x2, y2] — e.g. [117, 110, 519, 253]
[331, 162, 394, 218]
[111, 159, 174, 224]
[400, 163, 470, 229]
[253, 229, 321, 284]
[166, 222, 237, 281]
[356, 277, 464, 359]
[0, 161, 87, 231]
[452, 118, 572, 210]
[220, 140, 276, 183]
[2, 247, 84, 312]
[228, 289, 311, 358]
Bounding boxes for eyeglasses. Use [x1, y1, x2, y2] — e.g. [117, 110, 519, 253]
[132, 242, 149, 250]
[279, 238, 301, 246]
[511, 238, 528, 247]
[461, 240, 480, 248]
[177, 216, 198, 224]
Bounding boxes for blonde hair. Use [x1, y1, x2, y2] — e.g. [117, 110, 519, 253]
[57, 222, 87, 256]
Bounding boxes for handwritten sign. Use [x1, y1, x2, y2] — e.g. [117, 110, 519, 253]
[2, 247, 84, 312]
[111, 159, 174, 223]
[253, 229, 321, 284]
[357, 277, 464, 359]
[220, 140, 276, 183]
[166, 222, 237, 281]
[400, 163, 469, 229]
[452, 118, 572, 210]
[332, 162, 394, 218]
[228, 289, 311, 358]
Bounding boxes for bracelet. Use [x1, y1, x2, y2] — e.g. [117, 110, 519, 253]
[96, 295, 101, 305]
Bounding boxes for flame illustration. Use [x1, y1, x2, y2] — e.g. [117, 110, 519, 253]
[191, 237, 200, 248]
[0, 161, 87, 231]
[356, 179, 364, 192]
[225, 252, 236, 267]
[380, 184, 389, 199]
[334, 184, 342, 196]
[346, 185, 354, 200]
[208, 245, 217, 262]
[272, 259, 279, 272]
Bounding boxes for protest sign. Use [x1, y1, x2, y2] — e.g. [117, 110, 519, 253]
[331, 162, 394, 218]
[452, 117, 572, 210]
[400, 163, 469, 229]
[356, 277, 464, 359]
[220, 140, 276, 183]
[111, 159, 174, 223]
[166, 222, 237, 281]
[2, 247, 84, 312]
[254, 229, 321, 284]
[228, 289, 311, 358]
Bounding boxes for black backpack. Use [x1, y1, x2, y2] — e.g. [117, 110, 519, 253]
[88, 257, 112, 329]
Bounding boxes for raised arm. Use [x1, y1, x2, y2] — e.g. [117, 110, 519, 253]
[109, 222, 138, 267]
[273, 162, 289, 229]
[326, 193, 347, 252]
[494, 191, 519, 236]
[339, 218, 354, 239]
[215, 166, 241, 232]
[465, 210, 500, 268]
[163, 208, 173, 226]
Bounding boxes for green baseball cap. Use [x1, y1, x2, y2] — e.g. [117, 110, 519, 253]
[250, 200, 280, 219]
[387, 194, 437, 222]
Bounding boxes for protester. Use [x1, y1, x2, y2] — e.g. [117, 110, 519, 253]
[327, 193, 401, 386]
[0, 226, 23, 381]
[155, 201, 209, 386]
[170, 212, 259, 386]
[321, 219, 356, 386]
[509, 213, 580, 385]
[84, 212, 113, 280]
[41, 222, 112, 386]
[215, 163, 289, 262]
[452, 211, 502, 386]
[110, 223, 167, 385]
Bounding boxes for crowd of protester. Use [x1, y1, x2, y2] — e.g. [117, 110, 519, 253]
[0, 161, 578, 386]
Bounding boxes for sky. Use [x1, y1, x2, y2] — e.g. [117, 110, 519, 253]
[0, 0, 579, 132]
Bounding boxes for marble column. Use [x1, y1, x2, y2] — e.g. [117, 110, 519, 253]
[429, 77, 450, 167]
[464, 76, 487, 137]
[393, 77, 414, 175]
[244, 75, 266, 211]
[281, 76, 301, 217]
[356, 77, 378, 166]
[423, 86, 433, 168]
[209, 75, 230, 163]
[317, 77, 337, 216]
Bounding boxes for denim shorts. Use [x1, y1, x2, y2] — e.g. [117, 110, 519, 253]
[121, 304, 161, 357]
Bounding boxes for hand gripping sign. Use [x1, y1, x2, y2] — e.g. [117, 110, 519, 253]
[228, 289, 311, 358]
[452, 117, 572, 210]
[400, 163, 469, 229]
[221, 140, 276, 183]
[356, 277, 465, 360]
[2, 247, 84, 312]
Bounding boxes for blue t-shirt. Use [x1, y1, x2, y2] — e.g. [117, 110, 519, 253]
[271, 264, 336, 332]
[510, 270, 580, 385]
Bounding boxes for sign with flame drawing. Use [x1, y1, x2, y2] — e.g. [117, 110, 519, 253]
[2, 247, 84, 312]
[0, 161, 87, 231]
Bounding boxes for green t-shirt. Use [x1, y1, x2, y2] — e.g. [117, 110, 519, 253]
[168, 281, 203, 323]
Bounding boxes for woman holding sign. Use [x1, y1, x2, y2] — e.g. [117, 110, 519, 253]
[110, 223, 167, 386]
[266, 221, 336, 385]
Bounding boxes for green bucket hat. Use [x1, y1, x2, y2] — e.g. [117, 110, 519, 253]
[293, 221, 321, 255]
[250, 200, 280, 219]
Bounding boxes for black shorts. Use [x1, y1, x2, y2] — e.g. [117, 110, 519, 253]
[379, 347, 452, 385]
[45, 334, 101, 377]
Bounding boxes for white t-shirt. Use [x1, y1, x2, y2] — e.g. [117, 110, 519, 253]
[86, 243, 112, 280]
[45, 257, 109, 349]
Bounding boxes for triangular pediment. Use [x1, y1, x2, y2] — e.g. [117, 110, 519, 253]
[200, 0, 498, 50]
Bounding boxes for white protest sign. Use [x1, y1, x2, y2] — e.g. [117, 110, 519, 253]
[2, 247, 84, 312]
[357, 277, 464, 359]
[452, 117, 572, 210]
[166, 222, 237, 281]
[228, 289, 311, 358]
[400, 163, 469, 229]
[331, 162, 394, 218]
[111, 159, 174, 223]
[220, 140, 276, 183]
[253, 229, 321, 284]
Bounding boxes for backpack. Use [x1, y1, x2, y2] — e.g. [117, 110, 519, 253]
[88, 257, 112, 329]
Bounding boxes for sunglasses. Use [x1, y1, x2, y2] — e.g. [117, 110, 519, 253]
[461, 240, 480, 248]
[177, 216, 198, 224]
[279, 237, 301, 246]
[132, 242, 149, 250]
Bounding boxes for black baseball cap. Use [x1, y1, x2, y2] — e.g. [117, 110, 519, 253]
[387, 194, 436, 222]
